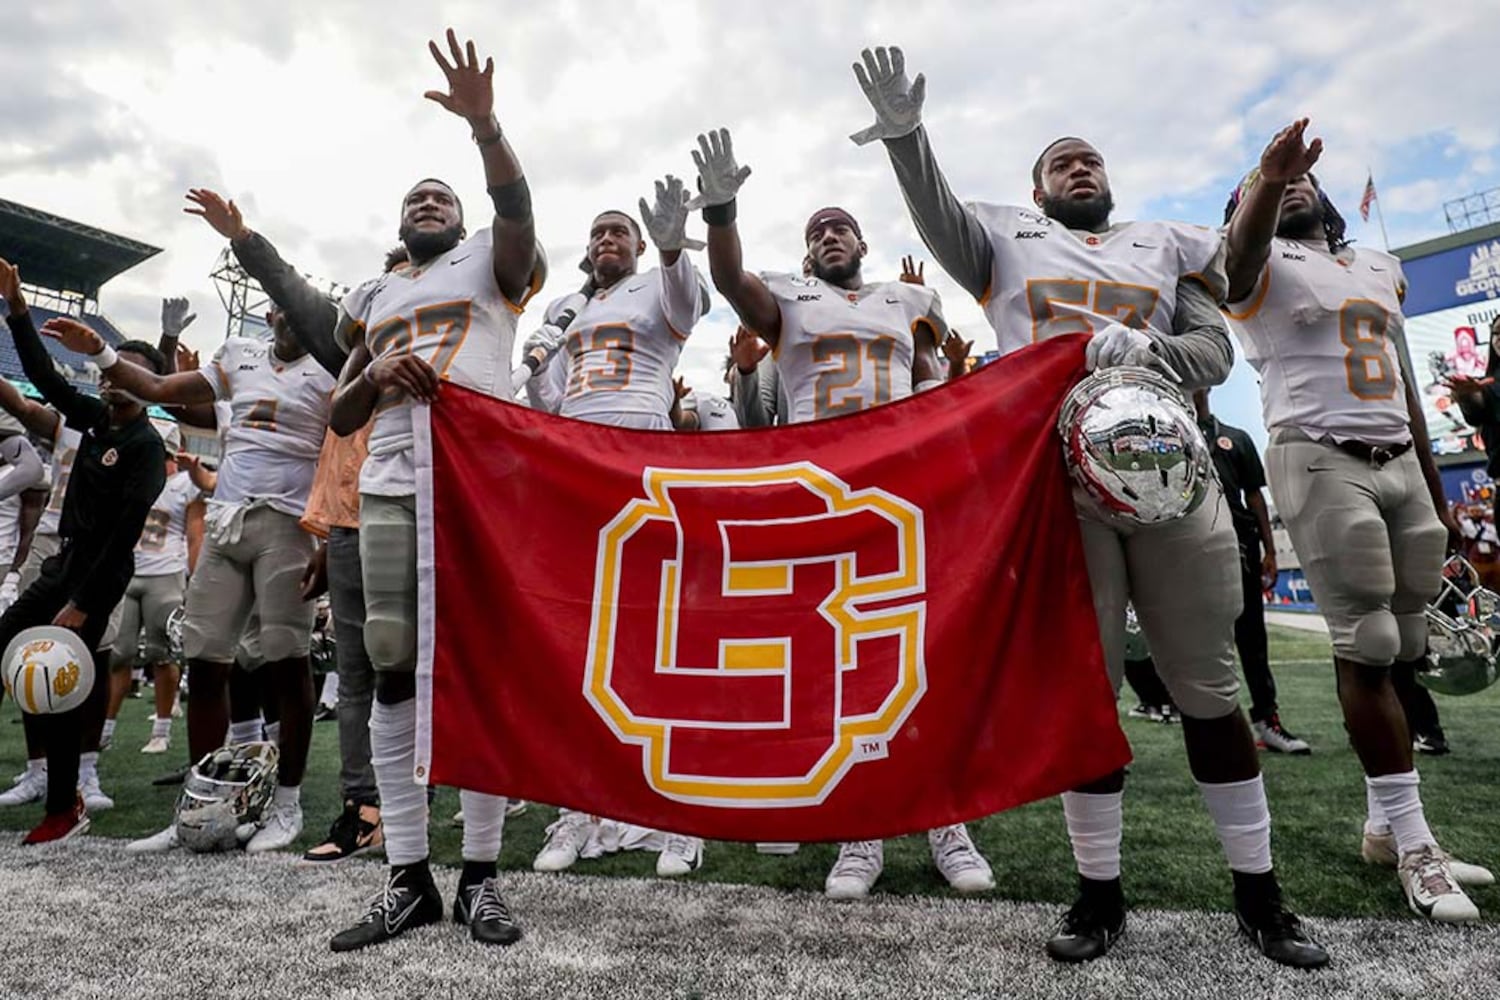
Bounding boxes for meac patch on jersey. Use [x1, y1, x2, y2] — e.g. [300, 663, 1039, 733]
[135, 470, 200, 577]
[968, 204, 1227, 356]
[762, 273, 944, 424]
[1227, 239, 1411, 444]
[337, 228, 536, 496]
[553, 252, 709, 427]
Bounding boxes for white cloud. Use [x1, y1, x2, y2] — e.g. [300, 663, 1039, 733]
[4, 0, 1500, 431]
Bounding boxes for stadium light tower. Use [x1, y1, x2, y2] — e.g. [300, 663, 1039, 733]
[209, 246, 349, 340]
[1444, 188, 1500, 233]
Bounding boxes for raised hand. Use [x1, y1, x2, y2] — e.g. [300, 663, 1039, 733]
[424, 28, 495, 126]
[161, 297, 197, 339]
[850, 46, 925, 146]
[0, 257, 20, 304]
[176, 343, 201, 373]
[39, 317, 106, 357]
[730, 326, 770, 373]
[185, 189, 249, 240]
[639, 175, 705, 252]
[900, 255, 925, 286]
[689, 128, 752, 209]
[941, 330, 973, 366]
[1258, 118, 1323, 184]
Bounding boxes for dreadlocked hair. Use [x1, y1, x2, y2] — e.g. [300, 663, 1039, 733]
[1223, 168, 1349, 255]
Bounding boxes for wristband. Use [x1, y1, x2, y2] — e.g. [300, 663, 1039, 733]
[92, 344, 119, 369]
[702, 199, 736, 227]
[487, 177, 532, 221]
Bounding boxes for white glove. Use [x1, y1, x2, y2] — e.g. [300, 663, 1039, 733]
[850, 46, 926, 146]
[0, 571, 18, 610]
[1085, 323, 1159, 372]
[638, 174, 705, 252]
[522, 322, 566, 363]
[688, 128, 752, 209]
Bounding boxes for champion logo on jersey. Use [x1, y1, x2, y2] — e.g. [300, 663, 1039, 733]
[1086, 236, 1101, 246]
[846, 292, 859, 302]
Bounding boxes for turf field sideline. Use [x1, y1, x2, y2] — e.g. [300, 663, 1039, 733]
[1, 626, 1496, 925]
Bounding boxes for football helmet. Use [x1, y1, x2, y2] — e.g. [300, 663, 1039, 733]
[176, 742, 280, 853]
[309, 596, 337, 676]
[1421, 556, 1500, 696]
[166, 605, 186, 665]
[2, 625, 95, 714]
[1123, 603, 1150, 662]
[1057, 367, 1212, 525]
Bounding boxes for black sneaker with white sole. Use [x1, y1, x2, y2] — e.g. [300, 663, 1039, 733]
[330, 864, 443, 952]
[1233, 870, 1330, 969]
[1045, 877, 1126, 963]
[454, 877, 523, 946]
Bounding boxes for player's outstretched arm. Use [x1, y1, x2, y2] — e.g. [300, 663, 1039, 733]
[424, 29, 538, 306]
[851, 47, 993, 301]
[39, 317, 216, 407]
[0, 435, 45, 501]
[691, 128, 781, 345]
[1, 259, 103, 431]
[1225, 119, 1323, 303]
[187, 189, 345, 377]
[0, 372, 59, 443]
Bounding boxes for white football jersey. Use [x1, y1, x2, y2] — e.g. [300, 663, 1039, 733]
[1227, 239, 1411, 445]
[969, 204, 1226, 355]
[338, 228, 534, 496]
[37, 425, 81, 539]
[0, 494, 19, 567]
[134, 470, 199, 577]
[555, 253, 709, 429]
[202, 337, 334, 516]
[763, 273, 945, 424]
[695, 392, 740, 431]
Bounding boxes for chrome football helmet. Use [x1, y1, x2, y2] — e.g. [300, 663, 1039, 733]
[176, 741, 280, 853]
[166, 605, 186, 665]
[1057, 368, 1212, 525]
[309, 596, 337, 675]
[1421, 556, 1500, 696]
[1123, 603, 1151, 662]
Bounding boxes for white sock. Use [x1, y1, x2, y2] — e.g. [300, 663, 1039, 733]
[101, 719, 117, 743]
[1061, 791, 1123, 880]
[263, 720, 281, 747]
[132, 667, 145, 682]
[227, 718, 263, 745]
[1197, 776, 1273, 874]
[273, 784, 300, 809]
[459, 790, 507, 861]
[370, 698, 428, 865]
[1365, 780, 1390, 836]
[78, 751, 100, 783]
[1367, 772, 1436, 855]
[319, 672, 340, 706]
[151, 716, 171, 741]
[23, 758, 45, 778]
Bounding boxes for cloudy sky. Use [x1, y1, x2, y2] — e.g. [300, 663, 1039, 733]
[5, 0, 1499, 443]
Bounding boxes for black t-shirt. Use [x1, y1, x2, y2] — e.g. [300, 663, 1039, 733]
[1199, 416, 1265, 541]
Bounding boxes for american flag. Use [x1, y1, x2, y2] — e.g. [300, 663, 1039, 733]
[1360, 174, 1377, 222]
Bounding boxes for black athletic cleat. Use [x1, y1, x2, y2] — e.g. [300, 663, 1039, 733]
[1413, 731, 1451, 756]
[454, 877, 523, 946]
[1045, 878, 1126, 963]
[1235, 903, 1329, 969]
[151, 764, 190, 787]
[330, 866, 442, 952]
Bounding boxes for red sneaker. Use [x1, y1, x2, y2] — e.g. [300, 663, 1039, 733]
[22, 796, 89, 846]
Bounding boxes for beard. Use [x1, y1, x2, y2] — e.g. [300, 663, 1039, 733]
[1040, 191, 1114, 232]
[398, 223, 463, 263]
[1276, 204, 1324, 240]
[811, 257, 861, 286]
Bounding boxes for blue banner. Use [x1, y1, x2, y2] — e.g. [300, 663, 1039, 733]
[1402, 235, 1500, 317]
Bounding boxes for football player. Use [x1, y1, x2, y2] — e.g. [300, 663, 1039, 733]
[691, 126, 995, 899]
[1223, 119, 1492, 922]
[531, 183, 711, 879]
[0, 258, 167, 844]
[47, 298, 331, 855]
[851, 47, 1324, 967]
[101, 420, 204, 755]
[325, 30, 543, 950]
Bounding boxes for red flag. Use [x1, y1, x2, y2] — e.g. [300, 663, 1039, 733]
[1360, 173, 1377, 222]
[414, 336, 1130, 842]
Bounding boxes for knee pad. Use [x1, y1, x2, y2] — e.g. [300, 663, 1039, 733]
[1338, 610, 1400, 666]
[363, 614, 415, 674]
[1394, 613, 1428, 662]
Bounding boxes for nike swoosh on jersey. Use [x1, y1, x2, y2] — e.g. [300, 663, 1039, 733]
[884, 297, 901, 304]
[448, 255, 472, 266]
[627, 283, 648, 293]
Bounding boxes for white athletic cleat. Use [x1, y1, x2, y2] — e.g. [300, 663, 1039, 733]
[825, 840, 884, 900]
[1362, 832, 1494, 886]
[451, 809, 464, 827]
[1399, 844, 1481, 923]
[140, 736, 171, 755]
[126, 824, 180, 854]
[656, 834, 703, 877]
[928, 824, 995, 892]
[246, 800, 303, 854]
[0, 769, 46, 807]
[1253, 717, 1312, 755]
[533, 811, 595, 872]
[79, 774, 114, 813]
